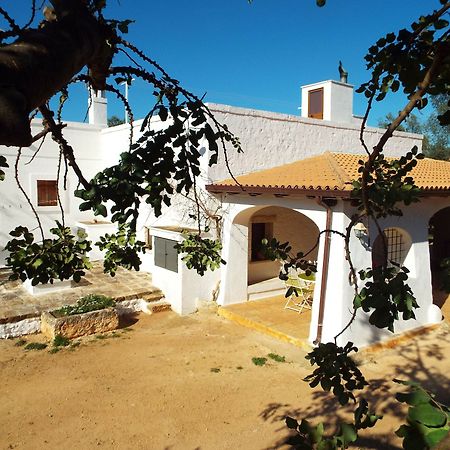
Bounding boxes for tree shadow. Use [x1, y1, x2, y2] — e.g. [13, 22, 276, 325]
[261, 327, 449, 449]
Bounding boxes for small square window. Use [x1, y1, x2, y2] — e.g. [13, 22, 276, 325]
[37, 180, 58, 206]
[308, 88, 324, 119]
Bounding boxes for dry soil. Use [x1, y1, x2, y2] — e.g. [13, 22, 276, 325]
[0, 308, 449, 450]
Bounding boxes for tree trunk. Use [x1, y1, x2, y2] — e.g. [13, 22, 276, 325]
[0, 0, 114, 147]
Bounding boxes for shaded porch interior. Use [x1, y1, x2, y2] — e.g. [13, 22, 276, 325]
[245, 205, 319, 299]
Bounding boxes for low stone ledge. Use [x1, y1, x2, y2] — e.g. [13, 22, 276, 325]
[41, 308, 119, 340]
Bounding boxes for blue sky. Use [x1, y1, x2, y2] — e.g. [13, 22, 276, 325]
[3, 0, 441, 126]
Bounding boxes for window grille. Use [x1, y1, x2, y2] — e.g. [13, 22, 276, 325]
[384, 228, 405, 267]
[372, 228, 406, 270]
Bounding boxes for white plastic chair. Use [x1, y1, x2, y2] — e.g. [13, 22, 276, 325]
[284, 274, 315, 314]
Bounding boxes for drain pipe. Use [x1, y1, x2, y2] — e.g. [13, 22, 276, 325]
[314, 197, 334, 345]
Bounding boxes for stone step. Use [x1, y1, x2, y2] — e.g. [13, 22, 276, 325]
[141, 291, 164, 303]
[146, 299, 171, 314]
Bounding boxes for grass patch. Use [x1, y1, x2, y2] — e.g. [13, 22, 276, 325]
[24, 342, 47, 351]
[49, 347, 60, 354]
[53, 334, 70, 347]
[252, 357, 267, 366]
[122, 327, 133, 332]
[71, 342, 81, 348]
[14, 339, 27, 347]
[210, 368, 221, 373]
[95, 334, 107, 340]
[267, 353, 286, 363]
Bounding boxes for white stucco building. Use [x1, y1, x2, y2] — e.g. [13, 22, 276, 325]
[1, 78, 448, 348]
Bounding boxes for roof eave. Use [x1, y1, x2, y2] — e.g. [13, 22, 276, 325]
[206, 184, 352, 198]
[206, 185, 450, 199]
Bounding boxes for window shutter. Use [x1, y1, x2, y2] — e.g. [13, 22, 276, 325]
[165, 240, 178, 273]
[308, 88, 324, 119]
[154, 237, 166, 268]
[154, 237, 178, 273]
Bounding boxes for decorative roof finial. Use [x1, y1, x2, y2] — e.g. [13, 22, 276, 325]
[338, 61, 348, 84]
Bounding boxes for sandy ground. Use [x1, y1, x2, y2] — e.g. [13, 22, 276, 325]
[0, 308, 449, 450]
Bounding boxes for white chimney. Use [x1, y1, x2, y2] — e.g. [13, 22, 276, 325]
[301, 80, 354, 124]
[88, 89, 107, 127]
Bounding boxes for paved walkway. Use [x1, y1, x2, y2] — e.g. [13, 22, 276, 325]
[0, 262, 162, 324]
[218, 295, 312, 349]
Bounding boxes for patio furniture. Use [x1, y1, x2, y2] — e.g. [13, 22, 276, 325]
[284, 273, 315, 314]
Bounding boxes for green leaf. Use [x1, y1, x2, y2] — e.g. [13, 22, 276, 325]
[396, 390, 431, 406]
[408, 403, 447, 427]
[310, 422, 324, 444]
[95, 204, 107, 217]
[339, 423, 357, 445]
[424, 427, 450, 447]
[32, 258, 43, 269]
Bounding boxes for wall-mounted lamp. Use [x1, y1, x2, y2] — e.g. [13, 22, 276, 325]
[354, 222, 368, 240]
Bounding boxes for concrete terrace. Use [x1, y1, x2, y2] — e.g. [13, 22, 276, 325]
[0, 262, 163, 325]
[218, 295, 313, 350]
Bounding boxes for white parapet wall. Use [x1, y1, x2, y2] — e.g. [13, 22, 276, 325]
[206, 103, 423, 182]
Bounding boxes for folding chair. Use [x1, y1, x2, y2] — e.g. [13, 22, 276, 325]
[284, 274, 314, 314]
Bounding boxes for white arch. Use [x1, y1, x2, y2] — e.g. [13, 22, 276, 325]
[218, 199, 327, 308]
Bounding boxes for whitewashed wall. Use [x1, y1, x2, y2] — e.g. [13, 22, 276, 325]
[0, 120, 105, 266]
[150, 227, 220, 314]
[318, 198, 447, 348]
[206, 103, 423, 182]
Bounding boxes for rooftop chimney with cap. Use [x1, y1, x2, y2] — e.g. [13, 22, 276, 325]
[88, 89, 108, 127]
[300, 62, 354, 124]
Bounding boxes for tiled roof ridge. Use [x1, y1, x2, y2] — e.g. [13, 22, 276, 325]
[325, 152, 355, 188]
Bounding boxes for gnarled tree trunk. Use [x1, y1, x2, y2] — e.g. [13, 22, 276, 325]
[0, 0, 114, 147]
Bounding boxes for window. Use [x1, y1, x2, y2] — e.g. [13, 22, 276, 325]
[37, 180, 58, 206]
[251, 222, 273, 261]
[372, 228, 407, 269]
[308, 88, 324, 119]
[154, 237, 178, 272]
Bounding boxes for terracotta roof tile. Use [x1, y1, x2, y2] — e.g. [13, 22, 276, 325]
[209, 152, 450, 194]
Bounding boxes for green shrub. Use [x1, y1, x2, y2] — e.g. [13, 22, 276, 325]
[53, 334, 70, 347]
[53, 294, 115, 317]
[268, 353, 286, 363]
[252, 357, 267, 366]
[24, 342, 47, 351]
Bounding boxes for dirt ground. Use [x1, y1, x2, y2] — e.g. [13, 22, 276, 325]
[0, 308, 449, 450]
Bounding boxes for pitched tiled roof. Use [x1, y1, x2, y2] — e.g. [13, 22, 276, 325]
[207, 152, 450, 196]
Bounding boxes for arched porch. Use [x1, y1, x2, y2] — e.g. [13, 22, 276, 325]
[429, 206, 450, 318]
[217, 201, 326, 347]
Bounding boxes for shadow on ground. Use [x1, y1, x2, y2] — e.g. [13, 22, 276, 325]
[261, 327, 450, 450]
